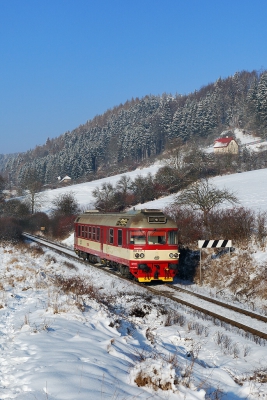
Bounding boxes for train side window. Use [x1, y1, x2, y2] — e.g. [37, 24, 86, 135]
[109, 228, 114, 244]
[81, 225, 85, 238]
[84, 226, 87, 239]
[168, 230, 178, 245]
[78, 225, 81, 237]
[92, 227, 96, 240]
[88, 226, 91, 239]
[118, 229, 122, 246]
[96, 227, 100, 241]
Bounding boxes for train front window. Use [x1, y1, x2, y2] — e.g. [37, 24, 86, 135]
[130, 230, 146, 245]
[148, 231, 166, 245]
[168, 230, 178, 245]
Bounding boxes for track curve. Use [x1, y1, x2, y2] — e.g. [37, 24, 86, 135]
[22, 232, 267, 341]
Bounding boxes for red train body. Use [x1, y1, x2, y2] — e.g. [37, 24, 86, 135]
[74, 209, 179, 282]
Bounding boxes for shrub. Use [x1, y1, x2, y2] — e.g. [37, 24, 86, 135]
[132, 358, 177, 391]
[165, 206, 256, 246]
[50, 215, 76, 239]
[208, 207, 254, 242]
[164, 205, 204, 245]
[0, 217, 22, 242]
[52, 192, 80, 216]
[21, 212, 50, 234]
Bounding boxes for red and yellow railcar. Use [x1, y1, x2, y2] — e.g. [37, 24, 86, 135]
[74, 209, 179, 282]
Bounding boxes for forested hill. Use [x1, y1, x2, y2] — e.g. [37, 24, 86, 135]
[0, 154, 17, 176]
[2, 69, 267, 185]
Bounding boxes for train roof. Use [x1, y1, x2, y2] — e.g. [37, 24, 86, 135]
[75, 209, 177, 229]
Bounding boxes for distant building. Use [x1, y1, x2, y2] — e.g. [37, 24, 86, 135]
[214, 137, 238, 154]
[59, 175, 72, 183]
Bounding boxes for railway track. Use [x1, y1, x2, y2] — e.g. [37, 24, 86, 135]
[165, 284, 267, 323]
[22, 232, 267, 341]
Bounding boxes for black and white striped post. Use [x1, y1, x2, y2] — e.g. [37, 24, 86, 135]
[198, 240, 232, 284]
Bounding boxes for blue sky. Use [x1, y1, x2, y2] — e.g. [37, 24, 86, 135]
[0, 0, 267, 154]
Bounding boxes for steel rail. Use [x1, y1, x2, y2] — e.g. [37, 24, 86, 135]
[164, 284, 267, 323]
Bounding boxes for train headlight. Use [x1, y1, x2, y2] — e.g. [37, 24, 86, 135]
[174, 253, 178, 258]
[135, 252, 144, 258]
[169, 253, 174, 258]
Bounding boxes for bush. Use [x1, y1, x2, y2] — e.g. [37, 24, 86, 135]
[50, 215, 76, 239]
[52, 192, 80, 216]
[1, 199, 30, 217]
[208, 207, 254, 242]
[21, 212, 50, 234]
[164, 205, 204, 245]
[0, 217, 22, 242]
[165, 206, 256, 246]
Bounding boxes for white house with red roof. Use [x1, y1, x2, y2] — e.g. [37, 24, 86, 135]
[213, 136, 238, 154]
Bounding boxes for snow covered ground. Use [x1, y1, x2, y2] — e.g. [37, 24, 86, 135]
[137, 168, 267, 213]
[2, 133, 267, 398]
[234, 128, 267, 151]
[204, 128, 267, 153]
[39, 164, 267, 216]
[40, 162, 163, 214]
[1, 242, 267, 399]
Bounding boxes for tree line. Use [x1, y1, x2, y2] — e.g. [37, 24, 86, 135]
[2, 69, 267, 185]
[0, 174, 79, 241]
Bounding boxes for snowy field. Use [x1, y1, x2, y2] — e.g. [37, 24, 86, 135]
[1, 242, 267, 399]
[40, 164, 267, 215]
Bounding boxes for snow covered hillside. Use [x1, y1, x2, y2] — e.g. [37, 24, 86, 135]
[137, 168, 267, 212]
[40, 164, 267, 215]
[40, 162, 163, 214]
[36, 128, 267, 214]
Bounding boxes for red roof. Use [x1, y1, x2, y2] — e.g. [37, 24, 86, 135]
[214, 137, 234, 144]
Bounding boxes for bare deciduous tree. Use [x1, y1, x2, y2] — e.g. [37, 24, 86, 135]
[52, 192, 80, 216]
[20, 169, 44, 214]
[2, 199, 30, 218]
[174, 178, 239, 226]
[92, 182, 116, 211]
[115, 175, 133, 207]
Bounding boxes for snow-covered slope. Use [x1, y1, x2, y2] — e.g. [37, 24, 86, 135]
[205, 128, 267, 153]
[234, 128, 267, 151]
[40, 166, 267, 214]
[137, 168, 267, 212]
[41, 162, 162, 213]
